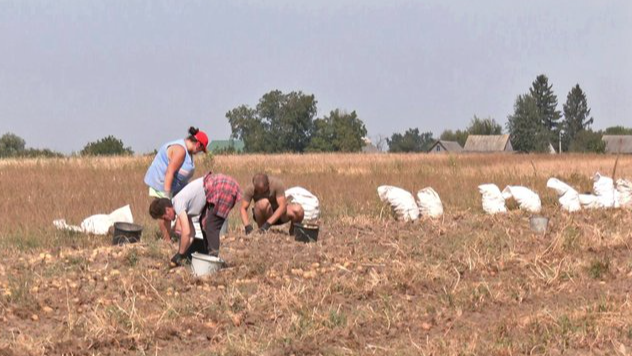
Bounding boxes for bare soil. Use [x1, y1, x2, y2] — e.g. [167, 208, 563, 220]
[2, 208, 632, 355]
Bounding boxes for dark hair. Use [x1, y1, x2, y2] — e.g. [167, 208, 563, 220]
[253, 173, 269, 191]
[149, 198, 173, 219]
[188, 126, 199, 142]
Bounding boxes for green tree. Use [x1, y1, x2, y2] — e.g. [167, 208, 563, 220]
[387, 128, 434, 153]
[467, 116, 503, 135]
[507, 94, 550, 153]
[439, 129, 468, 147]
[568, 129, 605, 153]
[308, 110, 367, 152]
[81, 135, 133, 156]
[561, 84, 593, 151]
[226, 105, 270, 153]
[0, 133, 26, 157]
[529, 74, 561, 144]
[604, 126, 632, 135]
[227, 90, 317, 153]
[22, 148, 63, 158]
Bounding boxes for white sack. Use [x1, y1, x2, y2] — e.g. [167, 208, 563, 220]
[501, 186, 542, 213]
[478, 184, 507, 214]
[592, 173, 617, 208]
[416, 187, 444, 218]
[617, 179, 632, 209]
[54, 205, 134, 235]
[579, 194, 601, 209]
[377, 186, 420, 221]
[285, 186, 320, 221]
[546, 178, 581, 212]
[52, 219, 83, 233]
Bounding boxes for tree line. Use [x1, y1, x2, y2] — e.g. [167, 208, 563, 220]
[389, 74, 630, 153]
[227, 90, 367, 153]
[3, 77, 631, 157]
[0, 133, 132, 158]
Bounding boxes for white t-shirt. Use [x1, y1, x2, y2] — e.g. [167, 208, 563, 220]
[172, 177, 206, 218]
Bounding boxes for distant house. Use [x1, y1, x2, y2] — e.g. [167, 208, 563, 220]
[361, 137, 380, 153]
[602, 135, 632, 154]
[427, 140, 463, 154]
[208, 139, 245, 153]
[463, 135, 513, 153]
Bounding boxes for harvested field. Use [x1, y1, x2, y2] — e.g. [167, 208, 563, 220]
[1, 153, 631, 355]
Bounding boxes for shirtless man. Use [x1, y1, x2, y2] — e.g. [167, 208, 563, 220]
[240, 173, 304, 234]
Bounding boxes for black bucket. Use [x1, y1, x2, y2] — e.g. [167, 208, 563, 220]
[112, 222, 143, 245]
[293, 224, 319, 243]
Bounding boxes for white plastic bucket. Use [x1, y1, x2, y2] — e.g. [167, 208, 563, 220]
[529, 216, 549, 234]
[190, 252, 224, 277]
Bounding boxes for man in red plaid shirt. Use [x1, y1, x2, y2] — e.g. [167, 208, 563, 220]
[149, 172, 241, 267]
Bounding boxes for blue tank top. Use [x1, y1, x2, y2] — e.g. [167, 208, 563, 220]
[144, 139, 195, 195]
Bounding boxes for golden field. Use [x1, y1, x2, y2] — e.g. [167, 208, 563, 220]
[0, 153, 631, 355]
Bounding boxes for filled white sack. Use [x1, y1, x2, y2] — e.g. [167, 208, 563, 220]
[285, 186, 321, 221]
[592, 173, 618, 208]
[416, 187, 444, 218]
[501, 186, 542, 213]
[617, 179, 632, 209]
[54, 205, 134, 235]
[546, 178, 581, 212]
[478, 184, 507, 214]
[377, 185, 420, 221]
[578, 194, 601, 209]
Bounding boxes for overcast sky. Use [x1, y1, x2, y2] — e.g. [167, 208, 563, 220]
[1, 0, 630, 153]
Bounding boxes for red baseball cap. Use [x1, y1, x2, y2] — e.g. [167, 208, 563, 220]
[194, 130, 209, 152]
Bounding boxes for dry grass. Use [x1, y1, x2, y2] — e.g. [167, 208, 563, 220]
[1, 153, 631, 355]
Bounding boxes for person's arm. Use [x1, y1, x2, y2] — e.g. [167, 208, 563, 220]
[240, 199, 254, 234]
[159, 218, 172, 242]
[164, 145, 186, 196]
[176, 212, 193, 255]
[263, 194, 287, 228]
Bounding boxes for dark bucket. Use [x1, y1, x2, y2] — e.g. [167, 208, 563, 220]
[293, 224, 319, 243]
[112, 222, 143, 245]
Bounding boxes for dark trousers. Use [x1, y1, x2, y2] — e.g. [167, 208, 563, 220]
[201, 204, 226, 256]
[184, 238, 207, 258]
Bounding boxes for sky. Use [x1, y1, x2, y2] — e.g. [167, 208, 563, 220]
[0, 0, 630, 153]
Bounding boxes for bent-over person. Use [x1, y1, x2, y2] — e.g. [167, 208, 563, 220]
[240, 173, 304, 234]
[149, 172, 241, 267]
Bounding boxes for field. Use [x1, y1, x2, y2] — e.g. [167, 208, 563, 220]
[1, 153, 631, 355]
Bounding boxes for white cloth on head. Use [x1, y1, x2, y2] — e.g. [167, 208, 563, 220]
[546, 178, 581, 212]
[377, 186, 420, 221]
[416, 187, 443, 218]
[478, 184, 507, 214]
[501, 186, 542, 213]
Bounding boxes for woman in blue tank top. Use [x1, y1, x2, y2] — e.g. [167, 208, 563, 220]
[144, 126, 209, 242]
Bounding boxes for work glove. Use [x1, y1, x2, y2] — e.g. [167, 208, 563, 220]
[165, 191, 173, 199]
[258, 222, 271, 233]
[170, 253, 189, 268]
[244, 225, 254, 235]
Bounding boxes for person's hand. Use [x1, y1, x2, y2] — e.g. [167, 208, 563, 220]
[258, 222, 271, 233]
[165, 191, 173, 199]
[244, 225, 254, 235]
[169, 253, 188, 268]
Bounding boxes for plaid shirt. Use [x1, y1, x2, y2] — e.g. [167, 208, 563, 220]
[203, 172, 242, 219]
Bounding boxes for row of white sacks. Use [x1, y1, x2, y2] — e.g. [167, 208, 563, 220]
[379, 173, 632, 220]
[378, 186, 444, 221]
[547, 173, 632, 212]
